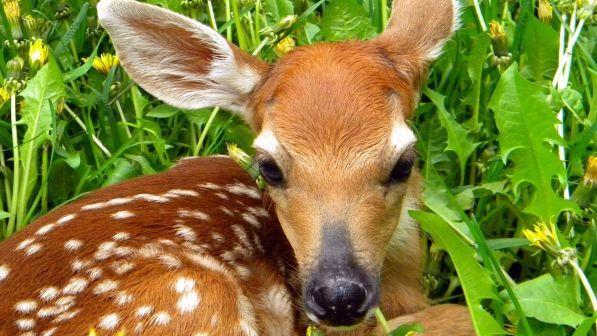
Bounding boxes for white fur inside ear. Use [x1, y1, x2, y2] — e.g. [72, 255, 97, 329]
[97, 0, 262, 118]
[424, 0, 462, 61]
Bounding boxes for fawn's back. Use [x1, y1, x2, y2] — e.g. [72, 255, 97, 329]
[0, 157, 297, 336]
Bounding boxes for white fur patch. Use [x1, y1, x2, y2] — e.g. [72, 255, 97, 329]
[98, 313, 120, 330]
[253, 129, 280, 154]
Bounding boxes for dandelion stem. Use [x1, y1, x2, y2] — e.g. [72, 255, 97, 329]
[64, 105, 112, 157]
[7, 93, 19, 236]
[195, 107, 220, 156]
[570, 261, 597, 334]
[374, 308, 391, 334]
[472, 0, 487, 32]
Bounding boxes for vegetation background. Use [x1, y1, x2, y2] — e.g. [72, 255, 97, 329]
[0, 0, 595, 334]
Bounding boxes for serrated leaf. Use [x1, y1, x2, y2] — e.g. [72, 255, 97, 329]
[411, 210, 505, 336]
[319, 0, 376, 42]
[425, 88, 479, 180]
[501, 274, 585, 327]
[488, 65, 580, 221]
[521, 15, 559, 80]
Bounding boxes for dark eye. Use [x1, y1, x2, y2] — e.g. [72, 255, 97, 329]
[387, 150, 416, 184]
[258, 159, 284, 186]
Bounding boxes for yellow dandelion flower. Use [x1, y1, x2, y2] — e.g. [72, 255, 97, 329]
[523, 221, 560, 256]
[585, 156, 597, 186]
[88, 328, 97, 336]
[274, 36, 295, 57]
[29, 39, 49, 69]
[538, 0, 553, 23]
[0, 87, 10, 105]
[488, 21, 509, 57]
[92, 53, 119, 74]
[3, 0, 20, 23]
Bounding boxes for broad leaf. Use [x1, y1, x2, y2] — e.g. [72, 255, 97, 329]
[520, 15, 559, 80]
[488, 65, 580, 221]
[319, 0, 376, 41]
[501, 274, 585, 327]
[425, 88, 479, 179]
[263, 0, 294, 25]
[411, 211, 506, 336]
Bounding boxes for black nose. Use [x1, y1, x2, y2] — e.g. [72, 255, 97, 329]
[305, 278, 373, 326]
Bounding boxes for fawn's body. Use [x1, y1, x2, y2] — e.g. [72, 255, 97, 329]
[0, 0, 475, 334]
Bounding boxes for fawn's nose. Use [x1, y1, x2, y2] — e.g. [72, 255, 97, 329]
[304, 276, 372, 326]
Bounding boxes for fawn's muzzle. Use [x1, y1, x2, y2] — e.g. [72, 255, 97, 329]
[303, 225, 379, 326]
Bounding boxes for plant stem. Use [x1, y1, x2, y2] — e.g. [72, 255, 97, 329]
[225, 0, 232, 42]
[195, 107, 220, 156]
[207, 0, 218, 30]
[380, 0, 388, 29]
[374, 308, 391, 334]
[570, 260, 597, 334]
[115, 100, 132, 138]
[7, 93, 19, 236]
[472, 0, 487, 32]
[64, 105, 112, 157]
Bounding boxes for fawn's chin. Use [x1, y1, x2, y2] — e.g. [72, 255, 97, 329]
[306, 308, 378, 331]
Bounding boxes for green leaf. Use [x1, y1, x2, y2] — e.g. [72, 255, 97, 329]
[520, 15, 559, 80]
[319, 0, 376, 41]
[263, 0, 294, 25]
[501, 274, 585, 327]
[488, 64, 580, 221]
[411, 210, 506, 336]
[146, 104, 180, 118]
[425, 88, 479, 180]
[572, 315, 597, 336]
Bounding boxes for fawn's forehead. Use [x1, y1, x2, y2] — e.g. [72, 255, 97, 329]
[253, 42, 415, 167]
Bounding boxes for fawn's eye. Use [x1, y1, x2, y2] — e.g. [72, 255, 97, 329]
[258, 159, 284, 186]
[387, 148, 416, 184]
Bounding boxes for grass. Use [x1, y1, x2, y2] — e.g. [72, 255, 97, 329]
[0, 0, 595, 335]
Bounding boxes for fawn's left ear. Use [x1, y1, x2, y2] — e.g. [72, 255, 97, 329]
[97, 0, 269, 122]
[373, 0, 460, 91]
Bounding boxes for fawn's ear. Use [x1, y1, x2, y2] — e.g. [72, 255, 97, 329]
[97, 0, 268, 121]
[374, 0, 460, 89]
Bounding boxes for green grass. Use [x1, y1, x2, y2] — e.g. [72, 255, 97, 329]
[0, 0, 595, 335]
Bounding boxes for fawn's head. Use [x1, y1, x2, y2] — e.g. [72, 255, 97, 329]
[98, 0, 458, 328]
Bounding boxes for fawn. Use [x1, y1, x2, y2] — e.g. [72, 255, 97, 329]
[0, 0, 474, 334]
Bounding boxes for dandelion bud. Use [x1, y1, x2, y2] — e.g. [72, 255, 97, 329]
[28, 39, 49, 71]
[578, 0, 597, 20]
[260, 15, 298, 36]
[488, 21, 509, 57]
[274, 36, 295, 56]
[573, 156, 597, 207]
[23, 15, 47, 40]
[556, 0, 576, 14]
[538, 0, 553, 23]
[3, 0, 23, 41]
[6, 57, 24, 80]
[227, 143, 265, 189]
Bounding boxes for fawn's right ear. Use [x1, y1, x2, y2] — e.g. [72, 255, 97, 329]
[97, 0, 268, 123]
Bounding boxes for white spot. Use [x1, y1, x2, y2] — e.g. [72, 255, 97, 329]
[163, 189, 199, 197]
[136, 305, 154, 318]
[24, 243, 42, 256]
[40, 327, 58, 336]
[247, 206, 269, 218]
[177, 209, 210, 221]
[197, 182, 220, 190]
[63, 277, 88, 295]
[98, 313, 120, 330]
[64, 239, 83, 251]
[174, 224, 197, 242]
[55, 296, 76, 308]
[71, 259, 91, 272]
[173, 277, 195, 293]
[111, 210, 135, 219]
[254, 129, 280, 155]
[138, 243, 161, 258]
[158, 239, 176, 246]
[98, 241, 116, 251]
[15, 318, 36, 330]
[53, 309, 80, 323]
[16, 238, 35, 250]
[14, 300, 38, 314]
[150, 311, 171, 326]
[158, 254, 182, 269]
[242, 213, 261, 228]
[177, 291, 200, 314]
[106, 197, 134, 206]
[215, 192, 229, 200]
[225, 183, 261, 199]
[114, 246, 134, 257]
[262, 284, 292, 318]
[39, 287, 59, 302]
[36, 223, 56, 235]
[219, 206, 234, 217]
[232, 225, 253, 254]
[37, 306, 59, 318]
[94, 242, 116, 260]
[112, 232, 130, 241]
[134, 193, 169, 203]
[20, 331, 36, 336]
[114, 291, 134, 306]
[57, 214, 76, 225]
[0, 264, 10, 281]
[87, 267, 103, 280]
[111, 261, 135, 275]
[211, 232, 225, 243]
[81, 202, 106, 211]
[93, 279, 119, 295]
